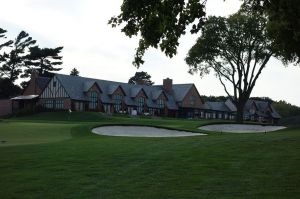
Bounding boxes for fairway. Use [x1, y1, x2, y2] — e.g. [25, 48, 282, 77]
[0, 112, 299, 198]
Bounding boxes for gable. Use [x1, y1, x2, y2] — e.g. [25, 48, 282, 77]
[181, 85, 204, 108]
[135, 88, 148, 99]
[112, 85, 126, 96]
[40, 76, 69, 99]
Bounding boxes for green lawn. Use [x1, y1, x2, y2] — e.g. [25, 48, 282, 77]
[0, 112, 299, 198]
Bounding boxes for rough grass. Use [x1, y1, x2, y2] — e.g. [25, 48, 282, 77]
[0, 112, 299, 198]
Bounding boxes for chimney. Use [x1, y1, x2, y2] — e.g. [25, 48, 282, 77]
[163, 78, 173, 92]
[31, 70, 39, 94]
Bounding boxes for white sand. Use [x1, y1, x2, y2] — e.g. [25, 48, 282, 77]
[199, 124, 286, 133]
[92, 126, 206, 137]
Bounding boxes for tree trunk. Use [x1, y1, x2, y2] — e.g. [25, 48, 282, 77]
[236, 101, 246, 124]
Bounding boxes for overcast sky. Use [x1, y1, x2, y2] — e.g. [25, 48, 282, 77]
[1, 0, 299, 106]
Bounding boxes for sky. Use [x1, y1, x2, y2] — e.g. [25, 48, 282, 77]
[1, 0, 299, 106]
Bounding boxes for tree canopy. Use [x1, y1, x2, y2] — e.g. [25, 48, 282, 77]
[109, 0, 207, 67]
[185, 12, 275, 122]
[244, 0, 300, 63]
[23, 46, 63, 78]
[128, 71, 154, 85]
[0, 31, 36, 82]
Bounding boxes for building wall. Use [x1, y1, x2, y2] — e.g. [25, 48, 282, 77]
[181, 85, 203, 108]
[0, 99, 12, 117]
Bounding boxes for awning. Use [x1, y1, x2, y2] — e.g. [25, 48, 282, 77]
[11, 95, 39, 100]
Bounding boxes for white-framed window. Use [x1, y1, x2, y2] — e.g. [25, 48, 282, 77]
[137, 97, 145, 113]
[55, 100, 64, 109]
[157, 99, 164, 109]
[113, 94, 123, 112]
[89, 91, 98, 109]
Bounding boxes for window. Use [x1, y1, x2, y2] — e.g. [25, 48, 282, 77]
[157, 99, 164, 109]
[89, 91, 98, 109]
[55, 100, 64, 109]
[113, 94, 123, 112]
[44, 100, 53, 109]
[189, 96, 196, 106]
[53, 81, 57, 87]
[137, 97, 145, 113]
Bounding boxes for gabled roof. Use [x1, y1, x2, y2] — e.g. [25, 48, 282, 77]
[169, 84, 194, 102]
[36, 76, 51, 90]
[51, 74, 187, 110]
[83, 81, 102, 93]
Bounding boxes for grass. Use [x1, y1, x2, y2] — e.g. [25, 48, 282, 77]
[0, 112, 299, 198]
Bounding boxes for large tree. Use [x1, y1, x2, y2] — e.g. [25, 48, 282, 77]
[244, 0, 300, 63]
[185, 12, 276, 123]
[0, 31, 36, 82]
[23, 46, 63, 78]
[128, 71, 154, 85]
[109, 0, 207, 67]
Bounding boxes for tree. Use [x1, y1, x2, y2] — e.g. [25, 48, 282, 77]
[70, 67, 79, 76]
[0, 28, 13, 51]
[0, 28, 13, 75]
[243, 0, 300, 63]
[0, 31, 36, 82]
[109, 0, 207, 67]
[0, 78, 22, 98]
[128, 71, 154, 85]
[23, 46, 63, 78]
[185, 12, 276, 123]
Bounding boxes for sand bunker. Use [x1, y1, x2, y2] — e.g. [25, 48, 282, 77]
[199, 124, 286, 133]
[92, 126, 206, 137]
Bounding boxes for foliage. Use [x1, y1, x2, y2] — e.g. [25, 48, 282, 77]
[0, 78, 22, 98]
[272, 100, 300, 118]
[23, 46, 63, 78]
[243, 0, 300, 64]
[0, 28, 13, 77]
[0, 31, 36, 82]
[109, 0, 207, 67]
[0, 28, 13, 52]
[128, 71, 154, 85]
[0, 113, 299, 198]
[185, 12, 275, 122]
[201, 95, 228, 102]
[70, 67, 79, 76]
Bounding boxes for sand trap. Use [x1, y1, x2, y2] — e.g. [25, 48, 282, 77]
[199, 124, 286, 133]
[92, 126, 206, 137]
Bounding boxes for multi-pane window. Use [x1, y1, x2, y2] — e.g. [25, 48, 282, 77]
[137, 97, 145, 113]
[55, 100, 64, 109]
[157, 99, 164, 109]
[189, 96, 196, 106]
[89, 91, 98, 109]
[113, 94, 123, 112]
[44, 100, 53, 109]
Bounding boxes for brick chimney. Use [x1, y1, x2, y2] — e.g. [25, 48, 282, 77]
[163, 78, 173, 92]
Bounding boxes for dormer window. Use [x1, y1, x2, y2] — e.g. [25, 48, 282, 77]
[189, 96, 196, 106]
[137, 97, 145, 113]
[113, 94, 123, 112]
[157, 99, 165, 109]
[89, 91, 98, 109]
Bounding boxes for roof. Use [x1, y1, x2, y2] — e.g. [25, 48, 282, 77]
[206, 101, 231, 112]
[36, 77, 51, 90]
[53, 74, 197, 110]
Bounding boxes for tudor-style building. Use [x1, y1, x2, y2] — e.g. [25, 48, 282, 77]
[37, 74, 206, 117]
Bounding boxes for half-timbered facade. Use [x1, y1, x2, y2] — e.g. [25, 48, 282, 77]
[36, 74, 206, 117]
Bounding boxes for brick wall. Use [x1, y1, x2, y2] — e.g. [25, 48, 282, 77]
[181, 85, 203, 108]
[0, 99, 12, 117]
